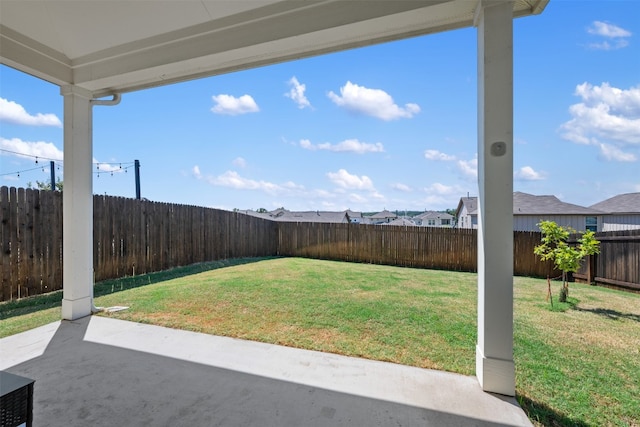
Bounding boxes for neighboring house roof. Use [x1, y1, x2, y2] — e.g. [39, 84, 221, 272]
[370, 210, 398, 219]
[237, 210, 272, 220]
[269, 208, 288, 218]
[415, 211, 454, 220]
[383, 218, 416, 226]
[272, 211, 349, 223]
[589, 192, 640, 214]
[456, 192, 603, 217]
[456, 197, 478, 217]
[345, 209, 363, 218]
[513, 192, 602, 215]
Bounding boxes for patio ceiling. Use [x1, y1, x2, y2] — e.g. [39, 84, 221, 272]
[1, 0, 546, 97]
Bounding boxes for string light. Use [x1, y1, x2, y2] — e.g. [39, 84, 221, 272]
[1, 148, 136, 179]
[0, 165, 47, 177]
[0, 148, 62, 162]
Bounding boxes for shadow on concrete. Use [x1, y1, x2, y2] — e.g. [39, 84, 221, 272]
[3, 316, 532, 427]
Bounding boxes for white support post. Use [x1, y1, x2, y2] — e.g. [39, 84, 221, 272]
[61, 85, 95, 320]
[475, 0, 515, 396]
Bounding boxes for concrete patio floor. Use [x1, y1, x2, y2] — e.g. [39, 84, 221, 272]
[1, 316, 532, 426]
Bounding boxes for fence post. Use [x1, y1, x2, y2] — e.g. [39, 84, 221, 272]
[587, 254, 594, 285]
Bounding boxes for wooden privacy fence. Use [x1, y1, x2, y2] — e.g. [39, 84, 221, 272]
[1, 187, 63, 300]
[5, 185, 638, 301]
[574, 229, 640, 292]
[1, 187, 278, 301]
[276, 222, 553, 275]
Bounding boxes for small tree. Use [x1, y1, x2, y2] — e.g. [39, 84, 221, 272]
[27, 179, 63, 191]
[534, 221, 600, 303]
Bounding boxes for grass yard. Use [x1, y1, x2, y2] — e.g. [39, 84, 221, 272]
[1, 257, 639, 426]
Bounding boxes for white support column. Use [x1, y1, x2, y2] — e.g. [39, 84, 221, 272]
[61, 85, 95, 320]
[475, 0, 515, 396]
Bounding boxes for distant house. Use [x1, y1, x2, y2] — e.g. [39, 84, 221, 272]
[345, 209, 364, 224]
[383, 218, 417, 226]
[238, 209, 349, 223]
[414, 211, 454, 227]
[270, 210, 350, 223]
[456, 192, 604, 232]
[590, 192, 640, 231]
[455, 197, 478, 230]
[368, 210, 398, 224]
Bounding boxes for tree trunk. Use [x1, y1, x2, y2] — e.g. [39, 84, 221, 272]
[559, 272, 568, 302]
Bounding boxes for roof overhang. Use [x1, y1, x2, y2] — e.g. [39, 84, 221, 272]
[1, 0, 548, 97]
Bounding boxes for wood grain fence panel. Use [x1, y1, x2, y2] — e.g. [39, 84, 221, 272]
[37, 190, 49, 294]
[27, 189, 41, 296]
[51, 191, 63, 292]
[1, 186, 12, 300]
[15, 188, 27, 298]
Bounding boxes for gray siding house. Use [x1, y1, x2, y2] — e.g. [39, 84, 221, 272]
[414, 211, 454, 227]
[455, 197, 478, 229]
[511, 192, 603, 232]
[590, 192, 640, 231]
[456, 192, 604, 232]
[367, 210, 398, 224]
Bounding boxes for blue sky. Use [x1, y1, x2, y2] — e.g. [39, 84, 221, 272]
[1, 1, 639, 213]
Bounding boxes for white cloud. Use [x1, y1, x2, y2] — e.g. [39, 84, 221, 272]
[560, 83, 640, 161]
[424, 182, 458, 196]
[514, 166, 545, 181]
[208, 171, 285, 195]
[419, 183, 465, 209]
[348, 193, 367, 203]
[192, 165, 202, 179]
[299, 138, 384, 154]
[283, 181, 305, 191]
[391, 183, 412, 192]
[588, 40, 629, 51]
[211, 94, 259, 115]
[587, 21, 631, 38]
[0, 98, 62, 127]
[457, 158, 478, 179]
[326, 169, 375, 190]
[327, 81, 420, 121]
[0, 137, 63, 160]
[232, 157, 247, 168]
[586, 21, 631, 50]
[94, 160, 124, 173]
[424, 149, 456, 161]
[598, 143, 637, 162]
[285, 77, 311, 109]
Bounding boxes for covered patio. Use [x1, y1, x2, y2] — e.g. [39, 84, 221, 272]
[1, 315, 532, 426]
[1, 0, 549, 421]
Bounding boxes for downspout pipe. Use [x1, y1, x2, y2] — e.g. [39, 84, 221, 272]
[89, 93, 121, 313]
[91, 93, 121, 107]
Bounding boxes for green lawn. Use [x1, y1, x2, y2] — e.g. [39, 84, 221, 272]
[1, 257, 638, 426]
